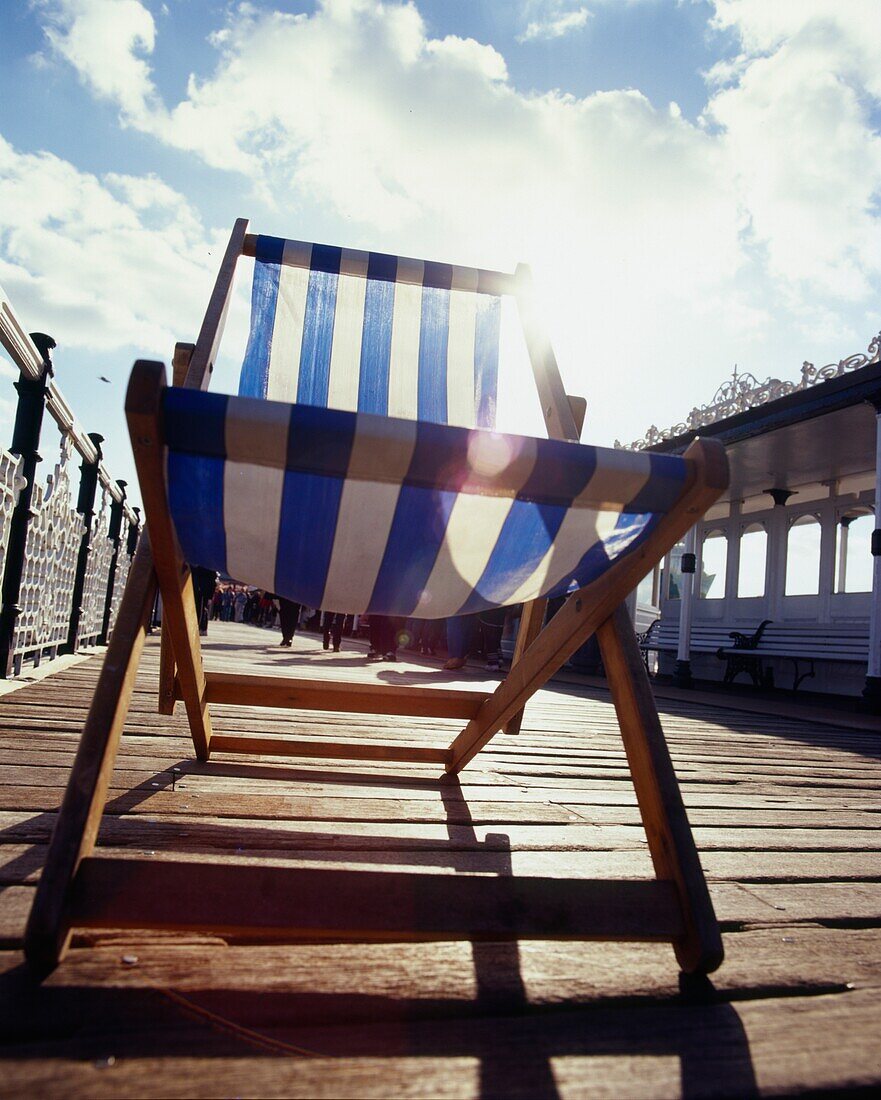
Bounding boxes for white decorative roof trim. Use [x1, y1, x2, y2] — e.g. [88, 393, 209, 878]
[615, 332, 881, 451]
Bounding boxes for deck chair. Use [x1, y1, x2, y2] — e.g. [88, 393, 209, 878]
[26, 218, 728, 976]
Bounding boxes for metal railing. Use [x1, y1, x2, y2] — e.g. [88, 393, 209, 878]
[0, 283, 140, 676]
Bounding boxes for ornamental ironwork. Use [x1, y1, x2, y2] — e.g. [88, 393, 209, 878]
[105, 534, 134, 638]
[13, 429, 84, 662]
[77, 482, 115, 645]
[615, 332, 881, 451]
[0, 449, 26, 583]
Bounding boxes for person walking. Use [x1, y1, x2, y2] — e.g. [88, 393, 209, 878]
[278, 596, 300, 647]
[322, 611, 345, 652]
[234, 588, 247, 623]
[443, 614, 476, 671]
[478, 607, 506, 672]
[367, 615, 404, 661]
[191, 566, 217, 638]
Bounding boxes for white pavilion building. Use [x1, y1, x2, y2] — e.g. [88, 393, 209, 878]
[623, 334, 881, 705]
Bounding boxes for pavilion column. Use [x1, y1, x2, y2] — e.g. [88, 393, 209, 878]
[673, 526, 697, 688]
[862, 402, 881, 708]
[765, 488, 794, 623]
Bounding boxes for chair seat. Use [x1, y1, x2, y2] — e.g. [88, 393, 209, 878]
[163, 388, 688, 618]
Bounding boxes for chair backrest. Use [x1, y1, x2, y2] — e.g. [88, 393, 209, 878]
[240, 235, 512, 429]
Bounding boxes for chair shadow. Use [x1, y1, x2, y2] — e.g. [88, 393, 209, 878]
[1, 956, 758, 1099]
[377, 668, 495, 686]
[3, 760, 757, 1096]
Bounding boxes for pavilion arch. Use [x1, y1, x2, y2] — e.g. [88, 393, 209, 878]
[698, 527, 728, 600]
[785, 513, 822, 597]
[737, 521, 767, 599]
[835, 506, 874, 594]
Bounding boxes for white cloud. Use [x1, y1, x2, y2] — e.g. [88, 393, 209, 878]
[518, 4, 591, 43]
[36, 0, 164, 123]
[705, 1, 881, 306]
[0, 134, 220, 355]
[23, 0, 881, 442]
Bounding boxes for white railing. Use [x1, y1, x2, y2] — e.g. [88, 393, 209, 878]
[0, 282, 140, 675]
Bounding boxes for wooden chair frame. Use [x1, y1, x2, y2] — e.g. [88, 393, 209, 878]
[25, 219, 728, 977]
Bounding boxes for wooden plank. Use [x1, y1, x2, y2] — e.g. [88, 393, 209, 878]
[22, 542, 157, 972]
[67, 857, 684, 941]
[11, 843, 881, 887]
[126, 360, 212, 760]
[9, 784, 881, 830]
[2, 986, 880, 1098]
[6, 807, 881, 852]
[5, 926, 879, 1010]
[194, 671, 490, 719]
[447, 436, 728, 773]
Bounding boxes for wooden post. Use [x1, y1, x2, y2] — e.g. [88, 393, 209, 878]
[63, 432, 103, 654]
[0, 334, 54, 677]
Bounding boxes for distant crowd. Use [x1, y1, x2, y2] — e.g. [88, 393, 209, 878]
[167, 571, 523, 673]
[209, 584, 279, 625]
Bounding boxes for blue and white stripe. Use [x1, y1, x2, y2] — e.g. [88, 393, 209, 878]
[164, 389, 688, 618]
[240, 236, 503, 429]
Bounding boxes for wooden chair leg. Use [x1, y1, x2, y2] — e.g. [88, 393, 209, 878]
[24, 541, 157, 974]
[502, 597, 546, 735]
[596, 603, 723, 974]
[127, 360, 212, 760]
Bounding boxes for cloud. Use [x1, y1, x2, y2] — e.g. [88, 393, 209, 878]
[36, 0, 164, 124]
[518, 3, 591, 43]
[705, 0, 881, 305]
[0, 134, 220, 355]
[24, 0, 881, 441]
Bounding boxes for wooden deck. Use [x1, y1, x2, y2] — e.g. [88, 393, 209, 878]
[2, 620, 881, 1097]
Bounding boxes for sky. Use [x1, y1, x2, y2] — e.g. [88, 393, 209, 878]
[2, 0, 881, 506]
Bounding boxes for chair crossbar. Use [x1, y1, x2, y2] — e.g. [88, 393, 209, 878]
[242, 233, 516, 296]
[208, 735, 452, 764]
[180, 671, 489, 720]
[68, 857, 685, 941]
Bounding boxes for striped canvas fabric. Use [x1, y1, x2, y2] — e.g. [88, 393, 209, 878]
[164, 388, 688, 619]
[240, 235, 507, 429]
